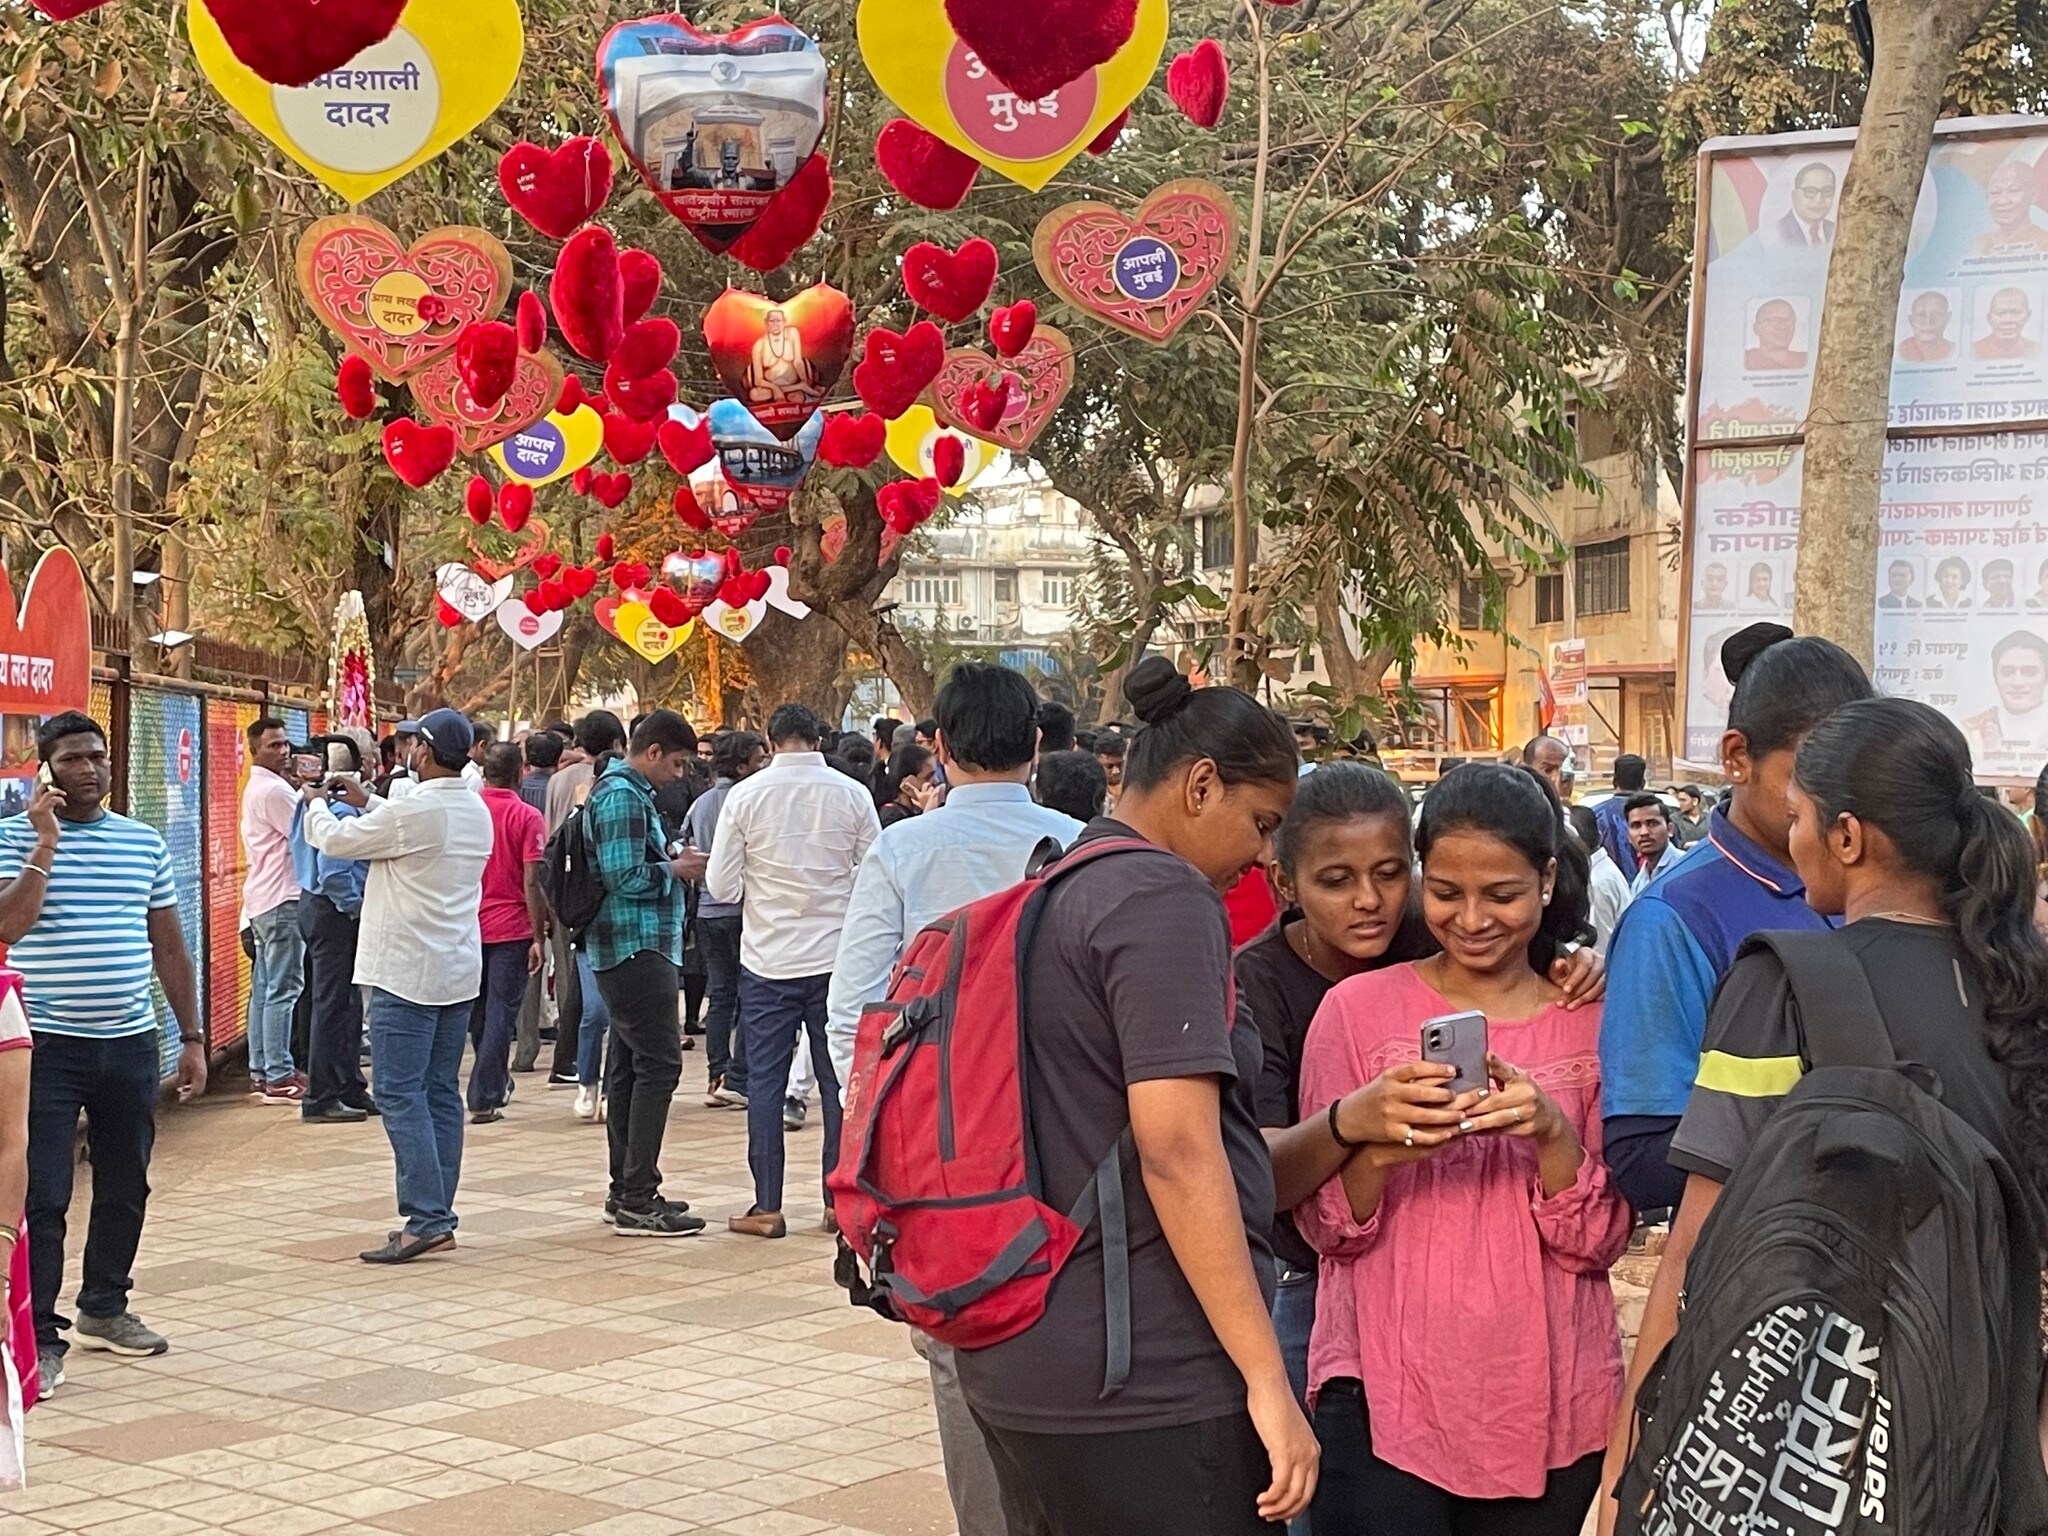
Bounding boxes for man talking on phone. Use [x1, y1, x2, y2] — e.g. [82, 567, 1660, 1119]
[0, 711, 205, 1394]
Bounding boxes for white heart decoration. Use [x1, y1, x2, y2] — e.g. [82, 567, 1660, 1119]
[436, 562, 514, 623]
[764, 564, 811, 619]
[495, 598, 564, 650]
[702, 596, 768, 642]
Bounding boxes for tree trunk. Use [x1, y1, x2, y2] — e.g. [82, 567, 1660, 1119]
[1793, 0, 1992, 664]
[742, 608, 847, 722]
[1314, 577, 1363, 699]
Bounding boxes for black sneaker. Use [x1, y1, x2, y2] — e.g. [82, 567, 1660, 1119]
[546, 1072, 579, 1090]
[612, 1198, 705, 1238]
[74, 1310, 169, 1356]
[342, 1092, 381, 1117]
[301, 1101, 368, 1124]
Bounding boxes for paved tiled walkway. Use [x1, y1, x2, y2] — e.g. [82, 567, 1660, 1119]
[12, 1060, 955, 1536]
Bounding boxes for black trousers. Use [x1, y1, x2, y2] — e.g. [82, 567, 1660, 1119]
[26, 1030, 159, 1353]
[1310, 1379, 1600, 1536]
[974, 1408, 1284, 1536]
[299, 893, 367, 1111]
[546, 921, 583, 1080]
[699, 913, 746, 1093]
[594, 950, 682, 1210]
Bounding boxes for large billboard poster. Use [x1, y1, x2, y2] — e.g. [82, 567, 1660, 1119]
[129, 688, 206, 1074]
[1684, 116, 2048, 775]
[203, 697, 255, 1052]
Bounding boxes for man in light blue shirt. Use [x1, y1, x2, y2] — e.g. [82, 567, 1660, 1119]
[290, 730, 376, 1123]
[824, 662, 1077, 1536]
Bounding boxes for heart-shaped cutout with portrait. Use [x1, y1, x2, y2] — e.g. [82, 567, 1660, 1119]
[435, 562, 514, 623]
[410, 347, 564, 454]
[706, 400, 825, 513]
[296, 215, 513, 382]
[1032, 179, 1240, 346]
[703, 284, 854, 440]
[928, 327, 1074, 452]
[597, 14, 829, 254]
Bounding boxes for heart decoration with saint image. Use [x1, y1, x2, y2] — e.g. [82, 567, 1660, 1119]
[702, 284, 854, 441]
[597, 14, 829, 255]
[926, 326, 1074, 452]
[706, 399, 825, 513]
[858, 0, 1166, 192]
[435, 562, 514, 623]
[296, 215, 514, 382]
[1032, 179, 1240, 346]
[496, 596, 564, 649]
[410, 347, 564, 453]
[468, 517, 551, 582]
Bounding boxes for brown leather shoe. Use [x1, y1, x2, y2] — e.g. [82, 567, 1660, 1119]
[728, 1210, 787, 1239]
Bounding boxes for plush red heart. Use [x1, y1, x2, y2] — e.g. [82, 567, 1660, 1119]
[336, 354, 376, 419]
[602, 413, 660, 466]
[658, 418, 715, 477]
[498, 138, 615, 241]
[456, 321, 519, 409]
[516, 292, 548, 355]
[875, 119, 978, 212]
[539, 578, 570, 612]
[943, 0, 1138, 101]
[931, 328, 1075, 452]
[611, 560, 651, 592]
[520, 587, 546, 617]
[605, 365, 678, 423]
[931, 436, 966, 488]
[1086, 108, 1130, 156]
[563, 564, 598, 600]
[574, 467, 597, 496]
[1167, 40, 1230, 128]
[382, 420, 456, 489]
[551, 226, 624, 364]
[593, 473, 634, 510]
[774, 545, 792, 566]
[819, 413, 887, 469]
[648, 586, 693, 629]
[595, 532, 617, 563]
[853, 322, 946, 421]
[728, 157, 834, 274]
[619, 250, 663, 327]
[963, 375, 1012, 433]
[437, 595, 465, 627]
[610, 318, 680, 382]
[31, 0, 113, 16]
[498, 482, 535, 532]
[673, 488, 713, 532]
[989, 301, 1037, 358]
[532, 552, 564, 580]
[879, 476, 944, 533]
[749, 569, 772, 602]
[902, 238, 998, 325]
[197, 0, 407, 88]
[557, 375, 592, 417]
[464, 475, 494, 525]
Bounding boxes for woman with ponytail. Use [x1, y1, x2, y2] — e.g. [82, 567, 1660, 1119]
[956, 657, 1318, 1535]
[1598, 697, 2048, 1529]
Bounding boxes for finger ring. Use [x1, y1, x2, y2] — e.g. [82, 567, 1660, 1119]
[1512, 1106, 1524, 1122]
[1403, 1129, 1414, 1147]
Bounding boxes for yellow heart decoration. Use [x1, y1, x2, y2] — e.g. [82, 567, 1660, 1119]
[188, 0, 525, 205]
[886, 405, 1001, 490]
[858, 0, 1165, 192]
[614, 601, 691, 663]
[489, 407, 604, 487]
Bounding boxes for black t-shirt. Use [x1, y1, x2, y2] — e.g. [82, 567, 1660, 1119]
[955, 819, 1278, 1434]
[1672, 920, 2016, 1183]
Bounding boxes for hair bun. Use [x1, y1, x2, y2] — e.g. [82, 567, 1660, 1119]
[1124, 656, 1194, 725]
[1722, 622, 1794, 688]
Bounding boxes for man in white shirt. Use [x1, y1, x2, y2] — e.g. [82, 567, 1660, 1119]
[703, 703, 879, 1239]
[300, 708, 493, 1265]
[823, 663, 1078, 1536]
[240, 716, 305, 1101]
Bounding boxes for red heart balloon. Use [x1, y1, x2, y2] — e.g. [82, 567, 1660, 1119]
[658, 418, 716, 477]
[498, 482, 535, 533]
[931, 436, 966, 488]
[557, 375, 593, 416]
[594, 473, 634, 510]
[728, 157, 834, 274]
[438, 595, 465, 627]
[603, 413, 659, 466]
[619, 249, 663, 326]
[516, 291, 549, 355]
[963, 375, 1011, 433]
[902, 239, 998, 325]
[1166, 40, 1230, 129]
[611, 318, 680, 382]
[563, 564, 598, 599]
[595, 533, 617, 563]
[498, 138, 615, 241]
[532, 553, 564, 580]
[942, 0, 1138, 101]
[382, 420, 457, 489]
[875, 119, 978, 212]
[673, 488, 713, 532]
[464, 475, 493, 525]
[989, 301, 1038, 359]
[551, 226, 624, 364]
[521, 587, 546, 616]
[819, 413, 888, 469]
[852, 322, 946, 421]
[456, 321, 519, 409]
[196, 0, 407, 87]
[605, 366, 678, 423]
[336, 354, 376, 420]
[574, 467, 596, 496]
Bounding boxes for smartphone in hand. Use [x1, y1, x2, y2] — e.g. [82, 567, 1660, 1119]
[1421, 1010, 1489, 1095]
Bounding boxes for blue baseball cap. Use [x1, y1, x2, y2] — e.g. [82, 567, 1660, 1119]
[415, 708, 474, 767]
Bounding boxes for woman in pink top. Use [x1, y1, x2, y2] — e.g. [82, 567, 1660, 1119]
[1296, 763, 1629, 1534]
[0, 967, 38, 1427]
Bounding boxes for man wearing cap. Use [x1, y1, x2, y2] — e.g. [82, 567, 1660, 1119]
[299, 708, 494, 1264]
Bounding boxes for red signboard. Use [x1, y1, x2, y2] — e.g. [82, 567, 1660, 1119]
[0, 548, 90, 715]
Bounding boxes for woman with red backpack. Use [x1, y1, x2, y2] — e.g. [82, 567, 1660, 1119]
[954, 656, 1317, 1536]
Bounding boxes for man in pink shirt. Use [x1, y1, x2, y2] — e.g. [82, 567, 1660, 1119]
[468, 742, 548, 1124]
[240, 717, 304, 1103]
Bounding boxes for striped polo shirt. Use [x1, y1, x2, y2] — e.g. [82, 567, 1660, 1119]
[0, 810, 176, 1038]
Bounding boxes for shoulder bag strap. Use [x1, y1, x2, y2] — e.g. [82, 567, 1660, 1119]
[1738, 929, 1895, 1071]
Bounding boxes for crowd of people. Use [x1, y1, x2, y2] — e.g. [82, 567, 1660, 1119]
[4, 618, 2048, 1533]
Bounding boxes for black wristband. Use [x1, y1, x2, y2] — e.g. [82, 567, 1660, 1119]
[1327, 1097, 1367, 1151]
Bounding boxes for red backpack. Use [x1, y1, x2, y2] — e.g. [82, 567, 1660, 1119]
[828, 837, 1163, 1394]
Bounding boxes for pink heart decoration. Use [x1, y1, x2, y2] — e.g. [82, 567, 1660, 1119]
[1031, 179, 1240, 346]
[928, 328, 1075, 452]
[410, 347, 564, 454]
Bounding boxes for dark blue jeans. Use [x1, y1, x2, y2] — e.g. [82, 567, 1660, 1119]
[367, 989, 469, 1238]
[299, 893, 366, 1112]
[466, 940, 529, 1113]
[26, 1030, 159, 1353]
[1271, 1269, 1318, 1536]
[699, 914, 745, 1095]
[739, 968, 839, 1213]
